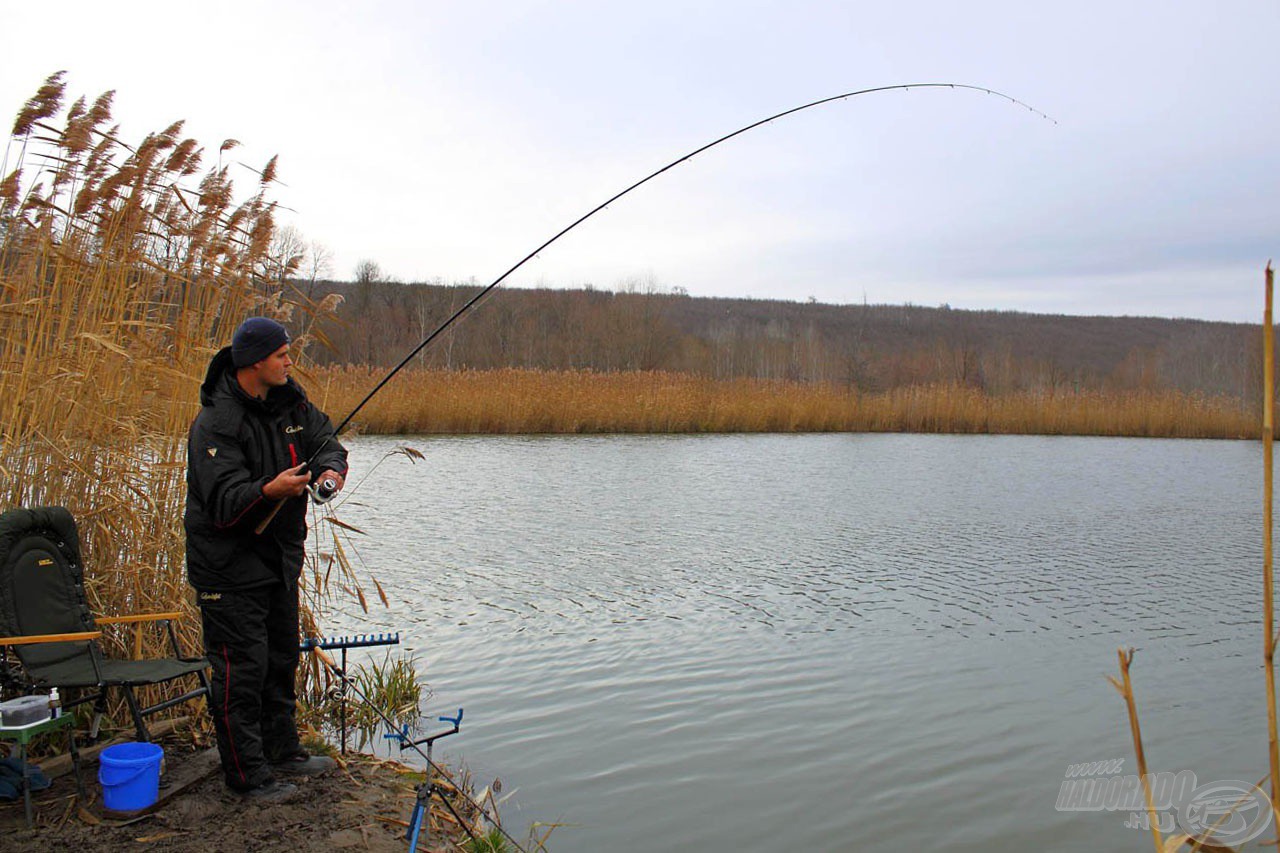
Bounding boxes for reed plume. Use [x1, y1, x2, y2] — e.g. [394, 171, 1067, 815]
[0, 73, 294, 733]
[10, 70, 65, 136]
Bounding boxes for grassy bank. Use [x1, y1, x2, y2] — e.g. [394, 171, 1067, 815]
[308, 366, 1257, 439]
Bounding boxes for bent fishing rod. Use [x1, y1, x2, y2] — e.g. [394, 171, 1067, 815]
[256, 81, 1053, 532]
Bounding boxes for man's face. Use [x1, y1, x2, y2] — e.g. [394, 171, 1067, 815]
[253, 343, 292, 388]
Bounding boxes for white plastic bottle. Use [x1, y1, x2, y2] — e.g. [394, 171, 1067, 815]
[48, 688, 60, 719]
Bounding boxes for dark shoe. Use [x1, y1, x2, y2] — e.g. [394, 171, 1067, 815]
[271, 751, 336, 777]
[237, 779, 298, 803]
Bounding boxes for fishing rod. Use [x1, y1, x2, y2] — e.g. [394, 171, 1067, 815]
[257, 81, 1052, 532]
[331, 82, 1051, 436]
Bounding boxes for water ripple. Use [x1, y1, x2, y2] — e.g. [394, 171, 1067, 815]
[322, 434, 1271, 852]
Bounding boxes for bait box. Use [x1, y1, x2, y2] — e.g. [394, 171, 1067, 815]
[0, 695, 49, 727]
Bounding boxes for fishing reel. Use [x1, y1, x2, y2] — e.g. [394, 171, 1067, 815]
[308, 476, 339, 505]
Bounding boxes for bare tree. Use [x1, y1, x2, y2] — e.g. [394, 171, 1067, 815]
[354, 259, 381, 288]
[301, 239, 333, 302]
[350, 260, 383, 363]
[266, 225, 307, 286]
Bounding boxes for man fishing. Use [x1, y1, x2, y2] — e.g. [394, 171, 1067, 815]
[185, 316, 348, 802]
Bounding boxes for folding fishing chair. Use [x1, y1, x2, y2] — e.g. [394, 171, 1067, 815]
[0, 506, 209, 742]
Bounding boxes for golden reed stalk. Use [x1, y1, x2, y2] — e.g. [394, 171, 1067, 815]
[1107, 648, 1163, 853]
[1265, 262, 1278, 817]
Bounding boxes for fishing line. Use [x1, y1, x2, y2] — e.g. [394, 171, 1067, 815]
[328, 82, 1053, 439]
[258, 81, 1053, 527]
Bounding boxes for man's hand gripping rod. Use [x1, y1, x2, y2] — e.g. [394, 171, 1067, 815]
[254, 434, 342, 534]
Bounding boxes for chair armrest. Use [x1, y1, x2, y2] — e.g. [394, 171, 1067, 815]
[96, 611, 184, 625]
[0, 631, 102, 645]
[97, 612, 194, 660]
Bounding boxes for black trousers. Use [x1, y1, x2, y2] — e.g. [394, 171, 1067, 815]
[198, 580, 301, 790]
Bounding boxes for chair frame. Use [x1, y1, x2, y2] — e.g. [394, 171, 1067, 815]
[0, 508, 210, 743]
[0, 617, 210, 742]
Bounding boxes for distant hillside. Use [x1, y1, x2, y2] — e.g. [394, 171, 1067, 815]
[292, 279, 1260, 402]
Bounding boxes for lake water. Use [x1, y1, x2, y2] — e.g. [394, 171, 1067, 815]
[317, 433, 1271, 852]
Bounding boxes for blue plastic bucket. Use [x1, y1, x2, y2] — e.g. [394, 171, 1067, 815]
[98, 741, 162, 811]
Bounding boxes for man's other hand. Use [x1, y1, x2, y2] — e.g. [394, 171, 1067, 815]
[317, 469, 346, 493]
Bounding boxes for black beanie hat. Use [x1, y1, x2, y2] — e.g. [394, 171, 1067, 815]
[231, 317, 290, 368]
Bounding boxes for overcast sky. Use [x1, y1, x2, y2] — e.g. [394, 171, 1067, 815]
[2, 1, 1276, 321]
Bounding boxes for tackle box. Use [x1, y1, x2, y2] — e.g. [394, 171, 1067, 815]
[0, 695, 49, 727]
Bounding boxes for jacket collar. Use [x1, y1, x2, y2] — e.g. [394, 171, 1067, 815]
[200, 346, 306, 413]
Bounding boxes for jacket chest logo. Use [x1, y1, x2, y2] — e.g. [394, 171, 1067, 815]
[207, 447, 217, 457]
[284, 425, 304, 434]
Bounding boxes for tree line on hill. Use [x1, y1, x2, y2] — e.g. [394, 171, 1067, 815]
[290, 274, 1261, 403]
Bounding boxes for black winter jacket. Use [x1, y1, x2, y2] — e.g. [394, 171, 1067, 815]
[184, 347, 348, 591]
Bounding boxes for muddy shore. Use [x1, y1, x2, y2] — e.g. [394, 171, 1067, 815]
[0, 741, 486, 852]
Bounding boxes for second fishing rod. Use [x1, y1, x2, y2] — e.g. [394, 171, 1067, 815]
[255, 80, 1053, 534]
